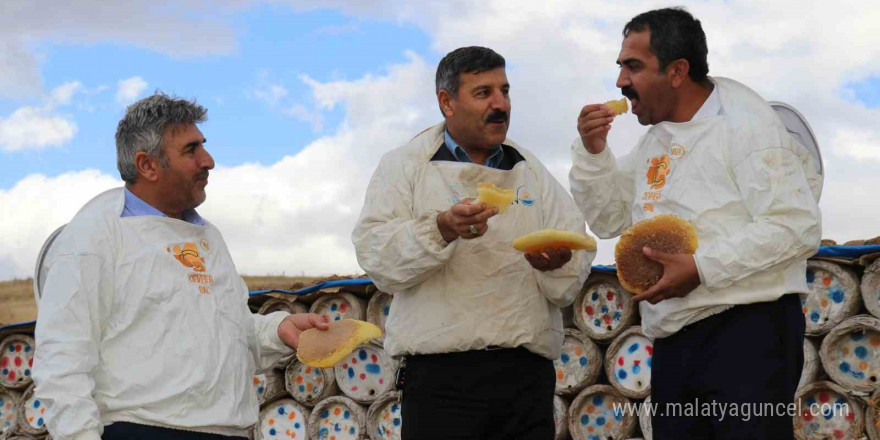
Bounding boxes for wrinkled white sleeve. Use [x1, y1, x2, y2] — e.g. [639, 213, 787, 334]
[694, 145, 821, 289]
[34, 252, 110, 440]
[239, 278, 293, 373]
[352, 154, 458, 293]
[568, 138, 638, 238]
[531, 159, 594, 307]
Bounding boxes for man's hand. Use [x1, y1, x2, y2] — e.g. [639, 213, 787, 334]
[525, 247, 573, 272]
[277, 313, 330, 349]
[631, 247, 701, 304]
[437, 198, 499, 243]
[577, 104, 617, 154]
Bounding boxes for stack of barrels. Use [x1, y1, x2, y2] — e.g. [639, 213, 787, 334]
[5, 251, 878, 440]
[0, 325, 50, 440]
[249, 281, 401, 440]
[791, 256, 880, 440]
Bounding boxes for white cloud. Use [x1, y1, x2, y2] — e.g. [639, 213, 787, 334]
[116, 76, 148, 105]
[251, 84, 289, 106]
[0, 107, 77, 152]
[0, 81, 83, 151]
[0, 170, 121, 280]
[0, 54, 436, 279]
[283, 104, 324, 132]
[2, 0, 880, 279]
[0, 1, 243, 98]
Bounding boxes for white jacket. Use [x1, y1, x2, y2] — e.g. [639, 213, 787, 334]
[569, 77, 821, 338]
[34, 188, 292, 440]
[352, 123, 594, 360]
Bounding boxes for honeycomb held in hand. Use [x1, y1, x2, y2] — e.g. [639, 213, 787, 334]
[605, 98, 628, 116]
[475, 183, 515, 213]
[296, 319, 383, 368]
[513, 229, 597, 253]
[615, 214, 698, 294]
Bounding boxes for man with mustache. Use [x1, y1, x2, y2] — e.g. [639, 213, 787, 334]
[34, 93, 329, 440]
[353, 46, 594, 440]
[568, 8, 821, 439]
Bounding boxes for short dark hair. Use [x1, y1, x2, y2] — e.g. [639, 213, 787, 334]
[623, 7, 709, 82]
[116, 92, 207, 184]
[435, 46, 506, 97]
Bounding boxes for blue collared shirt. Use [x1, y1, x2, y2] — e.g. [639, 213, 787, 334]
[121, 187, 204, 225]
[445, 130, 504, 169]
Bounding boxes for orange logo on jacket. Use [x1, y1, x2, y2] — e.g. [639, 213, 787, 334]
[169, 242, 207, 272]
[646, 155, 671, 190]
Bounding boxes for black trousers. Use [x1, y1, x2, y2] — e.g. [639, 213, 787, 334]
[651, 294, 805, 440]
[400, 346, 556, 440]
[103, 422, 247, 440]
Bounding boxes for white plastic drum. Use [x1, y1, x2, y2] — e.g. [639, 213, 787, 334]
[639, 395, 653, 440]
[308, 396, 367, 440]
[573, 273, 636, 343]
[285, 360, 338, 407]
[553, 395, 570, 440]
[554, 329, 602, 396]
[15, 384, 47, 437]
[605, 327, 653, 399]
[862, 259, 880, 320]
[794, 381, 864, 440]
[255, 398, 310, 440]
[258, 297, 308, 316]
[819, 315, 880, 393]
[255, 368, 288, 407]
[0, 334, 35, 390]
[366, 391, 402, 440]
[366, 291, 393, 342]
[568, 384, 636, 440]
[799, 338, 821, 390]
[334, 342, 397, 404]
[310, 292, 366, 322]
[802, 260, 861, 336]
[0, 389, 21, 439]
[33, 224, 66, 304]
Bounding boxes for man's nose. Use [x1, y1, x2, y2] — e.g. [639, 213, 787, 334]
[616, 69, 630, 89]
[200, 149, 215, 170]
[490, 90, 510, 111]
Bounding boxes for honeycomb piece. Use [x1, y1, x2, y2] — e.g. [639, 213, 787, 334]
[475, 183, 515, 213]
[605, 98, 629, 116]
[615, 214, 698, 294]
[296, 319, 383, 368]
[513, 229, 597, 253]
[820, 239, 837, 246]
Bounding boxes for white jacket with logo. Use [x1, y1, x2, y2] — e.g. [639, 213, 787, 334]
[569, 77, 822, 338]
[34, 188, 292, 440]
[352, 122, 595, 360]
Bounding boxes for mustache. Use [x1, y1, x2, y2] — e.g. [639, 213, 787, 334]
[621, 86, 639, 101]
[485, 110, 509, 123]
[196, 171, 209, 180]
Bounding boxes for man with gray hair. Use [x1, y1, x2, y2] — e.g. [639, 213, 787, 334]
[34, 93, 328, 440]
[353, 46, 594, 440]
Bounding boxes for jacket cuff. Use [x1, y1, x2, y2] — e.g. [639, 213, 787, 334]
[264, 311, 295, 353]
[416, 210, 453, 253]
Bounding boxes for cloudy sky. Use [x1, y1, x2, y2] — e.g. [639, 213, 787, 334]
[1, 0, 879, 281]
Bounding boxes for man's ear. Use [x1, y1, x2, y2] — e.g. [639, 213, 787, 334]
[134, 151, 162, 183]
[438, 89, 455, 118]
[667, 59, 690, 89]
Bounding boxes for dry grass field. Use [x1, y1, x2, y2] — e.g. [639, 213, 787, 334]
[0, 275, 337, 326]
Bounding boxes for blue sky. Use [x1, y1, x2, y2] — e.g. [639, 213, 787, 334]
[2, 1, 880, 280]
[0, 5, 432, 188]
